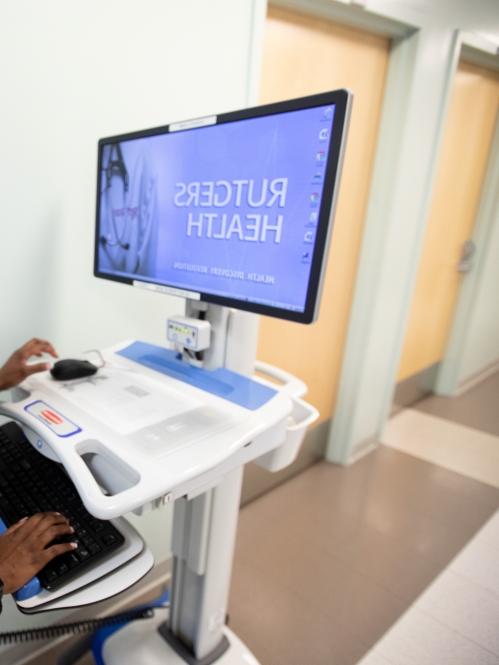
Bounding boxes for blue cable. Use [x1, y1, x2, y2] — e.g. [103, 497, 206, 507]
[91, 588, 170, 665]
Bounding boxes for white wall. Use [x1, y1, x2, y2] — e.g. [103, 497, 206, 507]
[0, 0, 257, 636]
[459, 201, 499, 382]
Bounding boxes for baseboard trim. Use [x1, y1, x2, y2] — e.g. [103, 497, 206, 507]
[456, 359, 499, 396]
[393, 364, 439, 409]
[346, 438, 378, 466]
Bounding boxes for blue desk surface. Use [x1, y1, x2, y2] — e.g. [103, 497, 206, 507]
[117, 342, 277, 411]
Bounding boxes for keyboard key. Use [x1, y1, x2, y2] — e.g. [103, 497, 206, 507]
[77, 549, 90, 561]
[45, 570, 58, 583]
[102, 533, 118, 546]
[88, 542, 101, 555]
[67, 553, 80, 568]
[56, 562, 69, 576]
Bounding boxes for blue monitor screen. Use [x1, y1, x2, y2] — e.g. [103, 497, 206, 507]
[95, 90, 351, 323]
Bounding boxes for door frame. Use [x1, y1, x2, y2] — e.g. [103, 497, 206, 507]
[435, 113, 499, 395]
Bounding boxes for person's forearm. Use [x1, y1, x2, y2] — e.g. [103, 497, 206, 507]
[0, 339, 58, 391]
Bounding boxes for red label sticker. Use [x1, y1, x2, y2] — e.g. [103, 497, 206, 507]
[41, 410, 63, 425]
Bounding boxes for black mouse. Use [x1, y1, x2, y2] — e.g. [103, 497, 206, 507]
[50, 359, 99, 381]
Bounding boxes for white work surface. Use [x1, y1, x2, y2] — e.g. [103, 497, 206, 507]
[0, 341, 293, 520]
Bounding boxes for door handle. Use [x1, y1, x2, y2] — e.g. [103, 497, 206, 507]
[457, 239, 476, 273]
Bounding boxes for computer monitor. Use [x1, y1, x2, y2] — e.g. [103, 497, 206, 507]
[94, 89, 351, 324]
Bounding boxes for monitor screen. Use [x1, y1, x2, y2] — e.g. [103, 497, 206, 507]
[94, 89, 351, 323]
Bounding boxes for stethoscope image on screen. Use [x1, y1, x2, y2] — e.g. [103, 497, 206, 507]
[100, 143, 131, 251]
[99, 143, 157, 275]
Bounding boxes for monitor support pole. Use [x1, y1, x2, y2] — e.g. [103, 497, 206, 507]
[102, 304, 263, 664]
[185, 301, 260, 377]
[162, 465, 244, 662]
[162, 304, 260, 660]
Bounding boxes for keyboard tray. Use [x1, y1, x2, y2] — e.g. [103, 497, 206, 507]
[17, 517, 153, 613]
[0, 422, 152, 612]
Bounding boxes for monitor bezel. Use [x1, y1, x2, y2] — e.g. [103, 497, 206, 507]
[94, 89, 352, 324]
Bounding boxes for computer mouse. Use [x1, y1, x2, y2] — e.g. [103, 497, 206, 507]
[50, 359, 99, 381]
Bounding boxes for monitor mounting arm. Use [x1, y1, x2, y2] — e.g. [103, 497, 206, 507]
[184, 301, 259, 377]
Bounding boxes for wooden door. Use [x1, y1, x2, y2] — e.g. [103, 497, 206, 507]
[243, 6, 390, 501]
[398, 62, 499, 384]
[258, 7, 389, 417]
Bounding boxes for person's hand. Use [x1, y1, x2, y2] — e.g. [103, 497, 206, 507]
[0, 338, 58, 391]
[0, 513, 76, 594]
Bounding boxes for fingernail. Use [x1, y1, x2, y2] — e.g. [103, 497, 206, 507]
[69, 527, 75, 533]
[71, 542, 78, 549]
[18, 517, 29, 524]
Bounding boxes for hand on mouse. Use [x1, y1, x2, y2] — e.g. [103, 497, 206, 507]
[0, 338, 58, 391]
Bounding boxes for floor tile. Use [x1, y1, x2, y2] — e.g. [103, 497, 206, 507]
[450, 536, 499, 596]
[416, 568, 499, 655]
[325, 519, 453, 604]
[242, 446, 499, 538]
[474, 509, 499, 551]
[346, 447, 499, 544]
[356, 650, 395, 665]
[229, 557, 285, 631]
[228, 561, 285, 665]
[232, 448, 499, 665]
[232, 582, 372, 665]
[236, 505, 407, 633]
[382, 409, 499, 488]
[375, 607, 499, 665]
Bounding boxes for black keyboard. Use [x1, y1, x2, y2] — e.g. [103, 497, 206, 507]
[0, 421, 125, 591]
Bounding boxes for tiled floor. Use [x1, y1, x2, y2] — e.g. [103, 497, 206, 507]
[382, 408, 499, 488]
[357, 510, 499, 665]
[228, 449, 499, 665]
[357, 374, 499, 665]
[228, 372, 499, 665]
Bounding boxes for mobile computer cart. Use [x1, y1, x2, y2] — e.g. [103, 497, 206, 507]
[0, 307, 317, 664]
